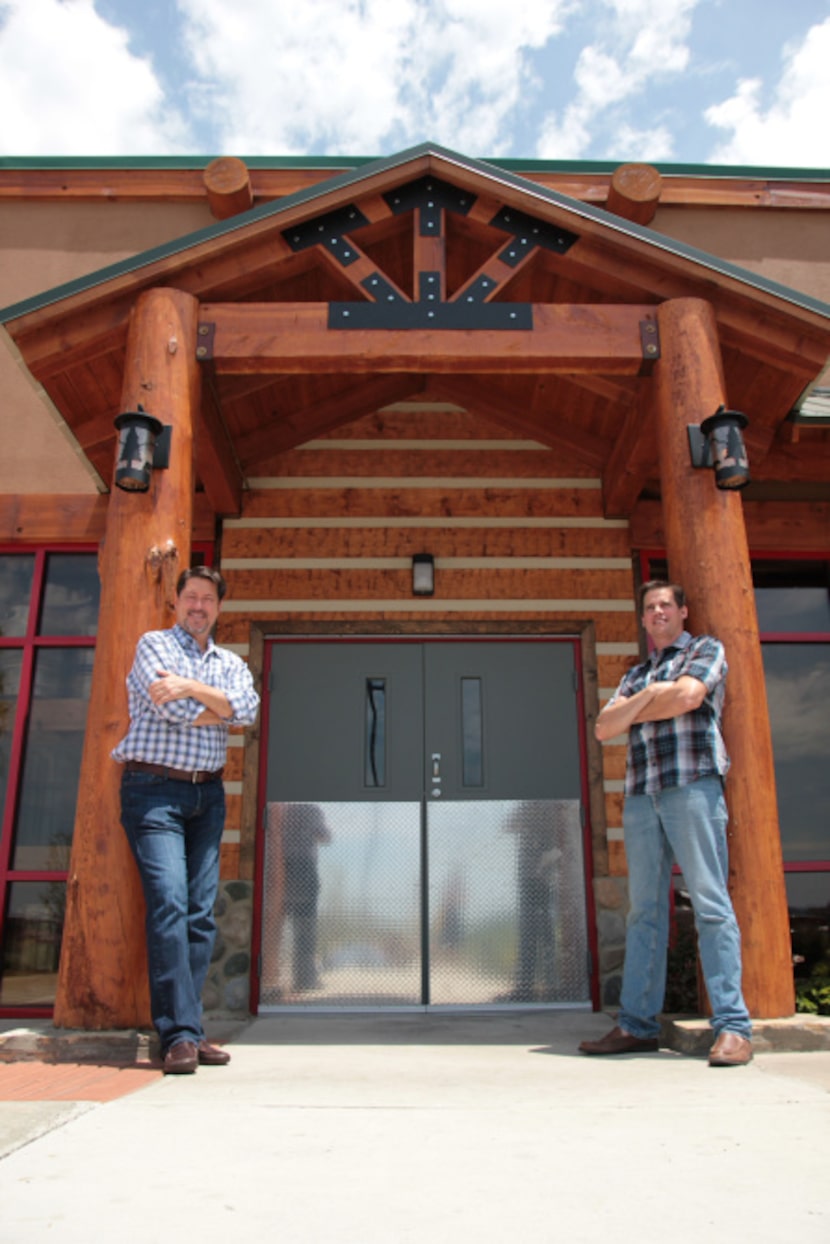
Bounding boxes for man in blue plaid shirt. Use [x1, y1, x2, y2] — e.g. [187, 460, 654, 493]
[113, 566, 259, 1074]
[580, 581, 752, 1067]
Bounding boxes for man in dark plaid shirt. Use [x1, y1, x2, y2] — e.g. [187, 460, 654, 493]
[580, 581, 752, 1066]
[114, 566, 259, 1074]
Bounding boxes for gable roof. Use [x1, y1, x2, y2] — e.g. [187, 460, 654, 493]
[2, 142, 829, 516]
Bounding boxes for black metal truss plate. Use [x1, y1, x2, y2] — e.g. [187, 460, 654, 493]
[282, 205, 370, 266]
[361, 272, 406, 304]
[384, 176, 476, 237]
[490, 207, 579, 266]
[328, 301, 532, 330]
[418, 271, 442, 304]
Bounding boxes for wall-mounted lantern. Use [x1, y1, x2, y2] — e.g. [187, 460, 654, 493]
[688, 406, 750, 490]
[113, 405, 171, 492]
[412, 553, 435, 597]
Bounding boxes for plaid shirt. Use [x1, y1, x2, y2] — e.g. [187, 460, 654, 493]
[112, 624, 259, 773]
[609, 630, 729, 796]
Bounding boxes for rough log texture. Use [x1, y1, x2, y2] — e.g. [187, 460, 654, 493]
[54, 287, 201, 1030]
[203, 156, 254, 220]
[654, 297, 795, 1019]
[606, 163, 663, 225]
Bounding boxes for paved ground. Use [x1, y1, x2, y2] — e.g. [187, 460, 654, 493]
[1, 1011, 829, 1244]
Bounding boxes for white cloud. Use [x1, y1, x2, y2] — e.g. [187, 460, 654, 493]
[613, 121, 676, 162]
[0, 0, 188, 154]
[705, 17, 830, 165]
[178, 0, 574, 156]
[535, 0, 698, 160]
[0, 0, 826, 166]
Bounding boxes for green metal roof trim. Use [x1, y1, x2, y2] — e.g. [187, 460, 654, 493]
[1, 152, 829, 180]
[2, 142, 830, 327]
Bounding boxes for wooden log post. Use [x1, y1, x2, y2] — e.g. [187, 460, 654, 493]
[654, 297, 795, 1018]
[54, 288, 201, 1030]
[203, 156, 253, 220]
[606, 163, 662, 226]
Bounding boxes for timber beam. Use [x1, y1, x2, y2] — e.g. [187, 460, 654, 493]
[197, 302, 660, 375]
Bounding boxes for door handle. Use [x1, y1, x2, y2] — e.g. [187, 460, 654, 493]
[431, 752, 442, 797]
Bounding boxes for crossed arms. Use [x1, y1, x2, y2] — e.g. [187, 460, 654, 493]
[594, 675, 708, 742]
[148, 671, 233, 725]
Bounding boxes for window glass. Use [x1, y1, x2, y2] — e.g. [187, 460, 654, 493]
[787, 872, 830, 989]
[0, 650, 23, 815]
[39, 553, 100, 637]
[757, 588, 830, 633]
[461, 677, 484, 787]
[0, 554, 35, 637]
[754, 559, 830, 632]
[11, 647, 94, 871]
[0, 880, 65, 1007]
[762, 644, 830, 862]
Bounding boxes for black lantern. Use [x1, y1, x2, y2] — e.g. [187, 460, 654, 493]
[688, 406, 750, 490]
[113, 405, 168, 492]
[412, 553, 435, 597]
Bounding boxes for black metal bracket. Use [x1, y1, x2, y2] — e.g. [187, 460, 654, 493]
[687, 425, 711, 468]
[282, 205, 370, 266]
[489, 207, 579, 266]
[639, 318, 660, 371]
[153, 425, 172, 470]
[195, 321, 215, 361]
[455, 274, 500, 304]
[360, 272, 406, 305]
[328, 261, 531, 329]
[418, 271, 442, 305]
[328, 301, 532, 330]
[384, 176, 476, 237]
[640, 318, 660, 358]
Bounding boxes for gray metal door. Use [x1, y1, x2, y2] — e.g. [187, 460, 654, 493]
[260, 640, 590, 1008]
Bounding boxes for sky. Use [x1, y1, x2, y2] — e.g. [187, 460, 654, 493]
[0, 0, 829, 167]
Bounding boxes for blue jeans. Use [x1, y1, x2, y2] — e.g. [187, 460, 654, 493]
[619, 776, 751, 1040]
[120, 770, 226, 1052]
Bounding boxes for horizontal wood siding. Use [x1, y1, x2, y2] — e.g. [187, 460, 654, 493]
[216, 405, 639, 879]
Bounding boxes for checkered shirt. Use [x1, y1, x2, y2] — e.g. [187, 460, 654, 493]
[112, 624, 259, 773]
[609, 630, 729, 796]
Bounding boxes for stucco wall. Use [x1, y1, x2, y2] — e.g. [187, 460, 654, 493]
[0, 199, 212, 495]
[654, 205, 830, 305]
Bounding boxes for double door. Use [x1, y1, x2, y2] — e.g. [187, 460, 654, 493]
[259, 640, 591, 1008]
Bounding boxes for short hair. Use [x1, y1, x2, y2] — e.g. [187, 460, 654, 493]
[176, 565, 227, 601]
[638, 579, 685, 612]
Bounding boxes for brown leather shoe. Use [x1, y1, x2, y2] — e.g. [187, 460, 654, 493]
[163, 1040, 198, 1074]
[708, 1031, 752, 1066]
[197, 1040, 231, 1066]
[579, 1025, 660, 1055]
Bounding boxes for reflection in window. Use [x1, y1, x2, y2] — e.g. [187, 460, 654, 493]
[364, 678, 386, 788]
[0, 880, 65, 1007]
[0, 651, 23, 816]
[39, 554, 100, 637]
[461, 677, 483, 787]
[12, 648, 94, 871]
[754, 560, 830, 633]
[786, 872, 830, 994]
[762, 645, 830, 863]
[0, 554, 35, 637]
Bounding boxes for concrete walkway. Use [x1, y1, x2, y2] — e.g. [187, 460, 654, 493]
[1, 1011, 829, 1243]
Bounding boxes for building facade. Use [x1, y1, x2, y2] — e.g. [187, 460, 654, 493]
[0, 145, 827, 1026]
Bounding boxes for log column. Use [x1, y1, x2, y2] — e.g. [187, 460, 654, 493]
[653, 297, 794, 1018]
[54, 288, 201, 1030]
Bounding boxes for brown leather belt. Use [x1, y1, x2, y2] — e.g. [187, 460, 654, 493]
[125, 761, 224, 785]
